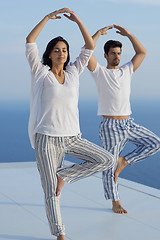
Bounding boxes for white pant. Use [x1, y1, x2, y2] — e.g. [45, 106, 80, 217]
[35, 133, 114, 236]
[99, 117, 160, 201]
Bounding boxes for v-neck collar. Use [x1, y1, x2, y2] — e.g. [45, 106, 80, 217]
[49, 70, 66, 86]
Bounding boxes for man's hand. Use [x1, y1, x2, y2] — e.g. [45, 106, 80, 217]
[114, 24, 131, 37]
[113, 25, 146, 72]
[98, 26, 114, 35]
[87, 25, 113, 72]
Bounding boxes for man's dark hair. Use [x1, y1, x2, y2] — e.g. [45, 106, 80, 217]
[42, 36, 70, 70]
[104, 40, 122, 55]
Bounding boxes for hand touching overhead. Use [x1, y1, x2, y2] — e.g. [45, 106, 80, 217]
[113, 24, 131, 37]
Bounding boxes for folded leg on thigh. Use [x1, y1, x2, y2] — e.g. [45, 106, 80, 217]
[56, 135, 114, 184]
[125, 123, 160, 165]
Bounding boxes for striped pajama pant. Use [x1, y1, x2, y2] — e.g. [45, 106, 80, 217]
[35, 133, 114, 236]
[99, 117, 160, 202]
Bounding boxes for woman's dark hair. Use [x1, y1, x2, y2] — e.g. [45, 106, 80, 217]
[104, 40, 122, 55]
[42, 36, 70, 70]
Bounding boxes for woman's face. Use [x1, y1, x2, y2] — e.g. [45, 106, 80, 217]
[49, 41, 68, 67]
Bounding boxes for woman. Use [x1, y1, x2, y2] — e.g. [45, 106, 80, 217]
[26, 8, 114, 240]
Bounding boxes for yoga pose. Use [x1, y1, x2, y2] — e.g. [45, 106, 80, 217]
[87, 25, 160, 214]
[26, 9, 114, 239]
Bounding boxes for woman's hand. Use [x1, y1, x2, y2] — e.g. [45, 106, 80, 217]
[47, 9, 66, 20]
[63, 8, 93, 50]
[26, 9, 67, 43]
[47, 8, 81, 24]
[63, 8, 81, 24]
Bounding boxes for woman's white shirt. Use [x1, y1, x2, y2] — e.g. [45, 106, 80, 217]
[25, 43, 93, 148]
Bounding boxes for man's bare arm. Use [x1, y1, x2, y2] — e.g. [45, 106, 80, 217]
[114, 25, 146, 72]
[87, 26, 113, 72]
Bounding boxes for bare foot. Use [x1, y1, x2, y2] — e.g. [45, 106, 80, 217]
[57, 234, 65, 240]
[56, 174, 65, 196]
[114, 156, 128, 183]
[112, 200, 128, 214]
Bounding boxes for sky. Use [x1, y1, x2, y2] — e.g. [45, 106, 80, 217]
[0, 0, 160, 102]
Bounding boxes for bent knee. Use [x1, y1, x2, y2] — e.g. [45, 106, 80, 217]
[151, 137, 160, 151]
[156, 140, 160, 150]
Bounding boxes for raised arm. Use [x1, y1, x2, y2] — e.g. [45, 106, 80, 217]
[87, 26, 113, 72]
[26, 9, 66, 43]
[63, 9, 94, 50]
[114, 25, 147, 72]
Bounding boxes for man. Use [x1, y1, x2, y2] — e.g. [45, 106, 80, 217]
[87, 25, 160, 214]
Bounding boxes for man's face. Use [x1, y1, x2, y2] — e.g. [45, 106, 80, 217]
[105, 47, 121, 67]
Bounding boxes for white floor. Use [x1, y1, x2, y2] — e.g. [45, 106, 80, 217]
[0, 162, 160, 240]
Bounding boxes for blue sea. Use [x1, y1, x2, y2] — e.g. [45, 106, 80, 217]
[0, 99, 160, 190]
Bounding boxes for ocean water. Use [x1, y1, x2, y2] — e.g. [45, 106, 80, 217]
[0, 99, 160, 190]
